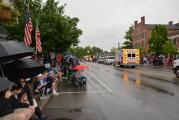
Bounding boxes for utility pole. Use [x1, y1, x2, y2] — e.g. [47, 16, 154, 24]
[118, 42, 120, 49]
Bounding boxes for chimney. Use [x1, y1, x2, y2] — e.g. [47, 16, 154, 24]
[141, 16, 145, 25]
[134, 21, 138, 27]
[168, 21, 173, 25]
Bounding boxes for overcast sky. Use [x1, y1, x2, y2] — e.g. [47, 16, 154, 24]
[59, 0, 179, 51]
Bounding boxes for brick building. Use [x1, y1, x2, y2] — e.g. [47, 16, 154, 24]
[132, 16, 179, 52]
[168, 30, 179, 49]
[0, 0, 14, 6]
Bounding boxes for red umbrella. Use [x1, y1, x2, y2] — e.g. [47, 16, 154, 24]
[72, 64, 89, 71]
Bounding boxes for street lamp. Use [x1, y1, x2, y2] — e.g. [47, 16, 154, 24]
[101, 47, 104, 52]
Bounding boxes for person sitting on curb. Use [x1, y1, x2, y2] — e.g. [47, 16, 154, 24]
[33, 75, 48, 96]
[19, 78, 46, 120]
[11, 86, 30, 109]
[53, 62, 63, 83]
[0, 88, 35, 120]
[48, 70, 59, 96]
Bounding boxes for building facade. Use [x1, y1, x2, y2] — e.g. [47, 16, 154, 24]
[168, 30, 179, 49]
[0, 0, 14, 6]
[0, 0, 14, 39]
[132, 16, 179, 52]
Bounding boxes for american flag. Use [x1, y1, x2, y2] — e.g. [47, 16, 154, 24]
[24, 3, 33, 46]
[35, 26, 42, 53]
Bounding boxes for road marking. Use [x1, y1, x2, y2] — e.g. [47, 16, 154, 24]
[58, 90, 105, 94]
[86, 71, 112, 92]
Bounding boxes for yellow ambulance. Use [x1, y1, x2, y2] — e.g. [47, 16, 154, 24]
[115, 49, 140, 68]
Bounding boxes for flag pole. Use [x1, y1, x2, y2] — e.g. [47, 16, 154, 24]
[24, 0, 29, 13]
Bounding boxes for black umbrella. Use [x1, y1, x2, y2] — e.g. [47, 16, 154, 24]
[0, 77, 15, 91]
[1, 59, 46, 82]
[0, 40, 34, 63]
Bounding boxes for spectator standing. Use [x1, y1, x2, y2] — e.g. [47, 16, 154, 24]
[43, 53, 52, 68]
[57, 54, 63, 66]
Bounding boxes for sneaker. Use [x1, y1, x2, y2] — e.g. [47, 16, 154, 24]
[53, 92, 60, 96]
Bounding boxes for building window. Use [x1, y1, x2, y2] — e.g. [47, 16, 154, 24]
[144, 32, 146, 39]
[173, 38, 176, 45]
[138, 34, 140, 40]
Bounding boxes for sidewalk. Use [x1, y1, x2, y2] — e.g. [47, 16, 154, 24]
[139, 63, 173, 72]
[128, 67, 178, 83]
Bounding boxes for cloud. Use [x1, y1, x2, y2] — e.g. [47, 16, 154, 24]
[59, 0, 179, 51]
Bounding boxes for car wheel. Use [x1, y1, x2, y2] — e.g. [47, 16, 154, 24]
[120, 65, 124, 68]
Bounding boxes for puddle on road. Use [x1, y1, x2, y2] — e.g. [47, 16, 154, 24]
[134, 71, 141, 88]
[121, 70, 175, 96]
[122, 71, 129, 81]
[121, 71, 130, 89]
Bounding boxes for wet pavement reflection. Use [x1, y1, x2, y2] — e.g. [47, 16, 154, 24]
[43, 62, 179, 120]
[121, 69, 175, 96]
[122, 71, 129, 81]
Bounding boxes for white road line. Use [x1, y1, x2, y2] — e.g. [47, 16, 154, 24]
[86, 71, 112, 92]
[58, 90, 105, 94]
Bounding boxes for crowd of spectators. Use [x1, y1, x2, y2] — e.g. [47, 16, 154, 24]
[0, 53, 64, 120]
[141, 55, 177, 66]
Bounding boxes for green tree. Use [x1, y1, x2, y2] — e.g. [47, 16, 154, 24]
[110, 47, 116, 53]
[91, 46, 102, 55]
[138, 47, 147, 56]
[150, 25, 168, 55]
[84, 46, 92, 55]
[68, 46, 102, 59]
[122, 26, 133, 48]
[163, 41, 177, 55]
[4, 0, 82, 53]
[68, 47, 85, 58]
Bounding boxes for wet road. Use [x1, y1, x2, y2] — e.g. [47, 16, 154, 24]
[43, 62, 179, 120]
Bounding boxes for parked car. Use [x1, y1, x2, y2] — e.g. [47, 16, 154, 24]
[98, 57, 106, 64]
[104, 56, 114, 65]
[173, 59, 179, 77]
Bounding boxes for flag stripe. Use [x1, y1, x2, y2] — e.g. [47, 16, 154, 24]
[36, 28, 42, 53]
[24, 18, 33, 46]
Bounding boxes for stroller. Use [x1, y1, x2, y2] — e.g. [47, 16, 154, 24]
[71, 70, 87, 89]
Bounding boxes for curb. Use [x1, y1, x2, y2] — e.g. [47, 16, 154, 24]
[39, 95, 53, 110]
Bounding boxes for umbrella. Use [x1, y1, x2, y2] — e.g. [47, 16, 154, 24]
[72, 64, 89, 71]
[0, 77, 15, 91]
[0, 40, 34, 63]
[1, 59, 46, 82]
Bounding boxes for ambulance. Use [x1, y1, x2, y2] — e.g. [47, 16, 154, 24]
[114, 49, 140, 67]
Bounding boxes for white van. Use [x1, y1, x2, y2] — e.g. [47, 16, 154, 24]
[104, 56, 115, 65]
